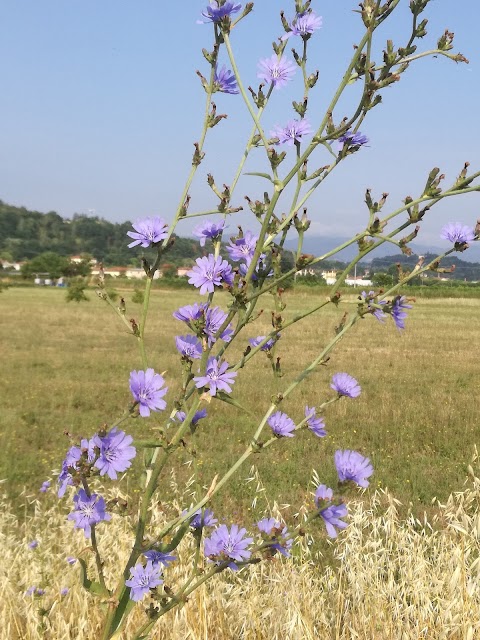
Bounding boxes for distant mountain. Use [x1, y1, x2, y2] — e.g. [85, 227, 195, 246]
[285, 235, 480, 264]
[368, 253, 480, 281]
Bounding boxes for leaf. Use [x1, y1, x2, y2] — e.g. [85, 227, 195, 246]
[77, 558, 110, 597]
[214, 392, 253, 415]
[244, 172, 274, 182]
[161, 520, 191, 553]
[108, 588, 137, 636]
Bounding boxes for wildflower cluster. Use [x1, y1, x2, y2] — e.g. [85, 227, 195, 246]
[50, 1, 480, 637]
[57, 426, 136, 537]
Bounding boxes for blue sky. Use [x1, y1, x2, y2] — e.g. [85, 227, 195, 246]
[1, 0, 479, 246]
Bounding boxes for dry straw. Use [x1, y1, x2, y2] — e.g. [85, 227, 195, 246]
[2, 451, 480, 640]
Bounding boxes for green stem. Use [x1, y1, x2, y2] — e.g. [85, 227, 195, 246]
[138, 277, 153, 368]
[81, 479, 108, 593]
[162, 62, 216, 247]
[223, 33, 272, 154]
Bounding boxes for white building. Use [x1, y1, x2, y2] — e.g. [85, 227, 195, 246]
[90, 266, 161, 280]
[70, 255, 96, 265]
[1, 260, 24, 271]
[344, 277, 373, 287]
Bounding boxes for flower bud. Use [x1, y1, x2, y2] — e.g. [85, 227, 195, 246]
[196, 70, 209, 92]
[268, 148, 287, 169]
[383, 40, 396, 66]
[415, 18, 428, 38]
[307, 71, 319, 88]
[292, 48, 302, 67]
[294, 209, 311, 232]
[202, 47, 218, 66]
[409, 0, 429, 16]
[280, 10, 290, 33]
[398, 44, 417, 58]
[437, 29, 454, 51]
[422, 167, 444, 197]
[207, 103, 227, 129]
[292, 98, 308, 117]
[192, 143, 205, 167]
[180, 194, 190, 218]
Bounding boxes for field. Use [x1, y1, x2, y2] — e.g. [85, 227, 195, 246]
[2, 286, 480, 639]
[1, 286, 479, 511]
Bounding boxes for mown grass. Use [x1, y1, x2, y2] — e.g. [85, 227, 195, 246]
[1, 286, 479, 518]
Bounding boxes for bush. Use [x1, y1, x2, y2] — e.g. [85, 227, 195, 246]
[132, 288, 145, 304]
[65, 280, 89, 303]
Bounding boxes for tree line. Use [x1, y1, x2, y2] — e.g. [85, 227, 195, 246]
[0, 200, 202, 267]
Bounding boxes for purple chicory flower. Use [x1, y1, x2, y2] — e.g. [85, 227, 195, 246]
[127, 217, 168, 249]
[67, 489, 111, 538]
[213, 65, 239, 94]
[39, 480, 51, 493]
[189, 508, 218, 529]
[337, 131, 369, 151]
[204, 524, 253, 570]
[143, 550, 176, 568]
[440, 222, 476, 245]
[268, 411, 296, 438]
[257, 54, 296, 89]
[226, 230, 258, 262]
[193, 220, 226, 246]
[28, 540, 39, 549]
[60, 588, 69, 596]
[129, 368, 168, 417]
[175, 335, 203, 359]
[173, 302, 208, 323]
[305, 406, 326, 437]
[249, 334, 280, 352]
[330, 372, 361, 398]
[238, 254, 272, 281]
[92, 428, 136, 480]
[58, 460, 75, 497]
[335, 450, 374, 488]
[57, 439, 96, 498]
[125, 561, 163, 602]
[390, 295, 412, 330]
[361, 290, 387, 323]
[187, 255, 234, 295]
[282, 11, 323, 40]
[198, 1, 242, 24]
[271, 118, 312, 146]
[66, 556, 77, 565]
[205, 306, 234, 345]
[25, 586, 45, 596]
[257, 518, 292, 557]
[175, 409, 208, 426]
[315, 485, 348, 538]
[194, 357, 237, 397]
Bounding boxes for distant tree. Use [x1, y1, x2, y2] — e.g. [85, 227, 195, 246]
[0, 250, 13, 262]
[371, 271, 395, 287]
[66, 279, 89, 303]
[64, 253, 94, 277]
[162, 263, 177, 278]
[21, 252, 71, 279]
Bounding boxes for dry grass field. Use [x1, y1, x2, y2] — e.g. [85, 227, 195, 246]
[2, 469, 480, 639]
[1, 286, 480, 639]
